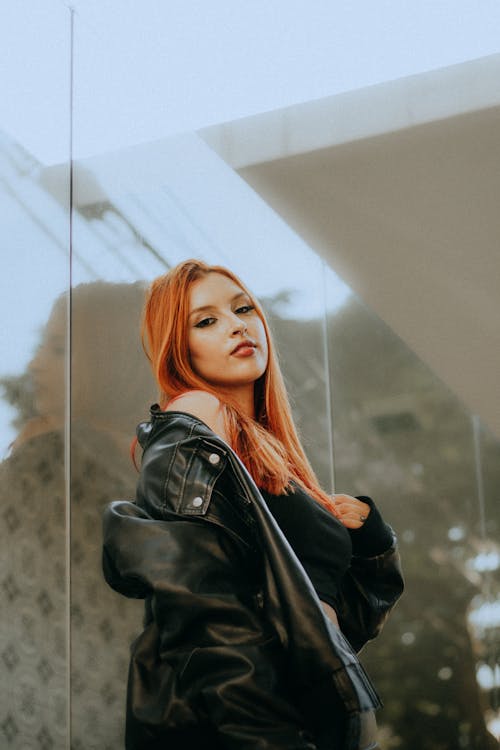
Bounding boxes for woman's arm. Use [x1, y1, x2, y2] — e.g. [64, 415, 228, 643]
[321, 493, 403, 651]
[338, 495, 404, 653]
[337, 537, 404, 653]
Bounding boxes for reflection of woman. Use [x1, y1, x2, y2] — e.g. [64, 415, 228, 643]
[103, 260, 404, 750]
[0, 282, 154, 750]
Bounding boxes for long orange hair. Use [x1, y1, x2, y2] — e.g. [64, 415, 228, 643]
[141, 259, 336, 514]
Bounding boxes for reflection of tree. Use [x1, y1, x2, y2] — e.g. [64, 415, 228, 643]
[267, 295, 499, 750]
[0, 423, 144, 750]
[0, 282, 156, 750]
[0, 373, 34, 432]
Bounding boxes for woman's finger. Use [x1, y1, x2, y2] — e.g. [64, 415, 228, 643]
[339, 517, 366, 529]
[334, 502, 370, 529]
[335, 500, 370, 517]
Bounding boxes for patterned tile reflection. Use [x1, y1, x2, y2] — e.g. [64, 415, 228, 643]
[1, 714, 19, 743]
[2, 644, 20, 672]
[3, 507, 21, 533]
[2, 575, 20, 602]
[36, 726, 54, 750]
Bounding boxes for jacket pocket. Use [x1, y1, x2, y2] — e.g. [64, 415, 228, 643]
[128, 621, 201, 728]
[162, 437, 228, 517]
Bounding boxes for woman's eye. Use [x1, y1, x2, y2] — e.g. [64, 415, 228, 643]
[236, 305, 254, 314]
[195, 317, 216, 328]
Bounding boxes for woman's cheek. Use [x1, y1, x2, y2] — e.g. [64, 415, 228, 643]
[189, 336, 217, 378]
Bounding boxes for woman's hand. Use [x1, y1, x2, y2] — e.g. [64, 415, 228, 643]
[331, 494, 371, 529]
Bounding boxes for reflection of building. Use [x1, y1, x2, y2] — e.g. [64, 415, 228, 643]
[1, 54, 499, 750]
[199, 59, 500, 744]
[201, 53, 500, 441]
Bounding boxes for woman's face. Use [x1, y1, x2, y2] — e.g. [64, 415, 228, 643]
[187, 273, 268, 397]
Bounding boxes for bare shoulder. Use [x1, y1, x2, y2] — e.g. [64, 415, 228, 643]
[165, 391, 228, 441]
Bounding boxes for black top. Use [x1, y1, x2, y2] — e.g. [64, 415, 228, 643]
[261, 482, 393, 610]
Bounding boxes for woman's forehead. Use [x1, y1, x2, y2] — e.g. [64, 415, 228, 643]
[189, 273, 247, 308]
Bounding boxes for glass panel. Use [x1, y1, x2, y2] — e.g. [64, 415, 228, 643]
[68, 126, 340, 745]
[69, 281, 150, 747]
[69, 13, 498, 750]
[325, 286, 500, 749]
[0, 6, 70, 750]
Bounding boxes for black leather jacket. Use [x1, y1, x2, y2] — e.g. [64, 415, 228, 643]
[102, 407, 404, 750]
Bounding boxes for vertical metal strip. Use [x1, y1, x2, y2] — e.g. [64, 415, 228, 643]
[321, 258, 336, 494]
[472, 415, 499, 720]
[65, 6, 75, 748]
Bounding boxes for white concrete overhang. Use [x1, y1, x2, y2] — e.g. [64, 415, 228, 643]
[199, 54, 500, 438]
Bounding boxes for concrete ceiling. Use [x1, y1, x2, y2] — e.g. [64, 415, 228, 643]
[200, 55, 500, 438]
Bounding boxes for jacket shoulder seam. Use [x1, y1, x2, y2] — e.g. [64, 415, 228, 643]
[160, 420, 198, 517]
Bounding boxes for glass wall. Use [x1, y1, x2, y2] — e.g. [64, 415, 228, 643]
[1, 5, 498, 750]
[0, 5, 71, 748]
[64, 136, 499, 748]
[324, 281, 500, 749]
[67, 132, 337, 749]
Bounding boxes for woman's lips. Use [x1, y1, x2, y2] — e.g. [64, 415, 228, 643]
[231, 345, 256, 357]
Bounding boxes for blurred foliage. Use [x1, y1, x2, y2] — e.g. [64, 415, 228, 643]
[0, 372, 35, 430]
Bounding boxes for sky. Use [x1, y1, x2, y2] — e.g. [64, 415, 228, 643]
[2, 1, 500, 163]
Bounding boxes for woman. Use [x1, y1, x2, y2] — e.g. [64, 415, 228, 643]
[102, 259, 404, 750]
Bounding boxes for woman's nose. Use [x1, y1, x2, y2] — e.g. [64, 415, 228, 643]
[231, 319, 248, 336]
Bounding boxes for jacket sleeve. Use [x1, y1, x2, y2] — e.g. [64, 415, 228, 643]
[336, 529, 404, 653]
[102, 499, 318, 750]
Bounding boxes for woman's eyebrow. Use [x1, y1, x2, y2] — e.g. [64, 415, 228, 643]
[189, 292, 248, 318]
[188, 304, 216, 319]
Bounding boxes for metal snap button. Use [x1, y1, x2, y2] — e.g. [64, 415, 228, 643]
[208, 453, 220, 465]
[191, 497, 203, 508]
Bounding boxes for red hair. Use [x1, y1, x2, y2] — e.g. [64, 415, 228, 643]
[141, 259, 336, 513]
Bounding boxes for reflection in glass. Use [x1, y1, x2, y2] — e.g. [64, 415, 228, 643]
[70, 132, 500, 747]
[324, 282, 500, 749]
[69, 281, 155, 748]
[0, 135, 70, 746]
[68, 118, 499, 749]
[3, 3, 498, 747]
